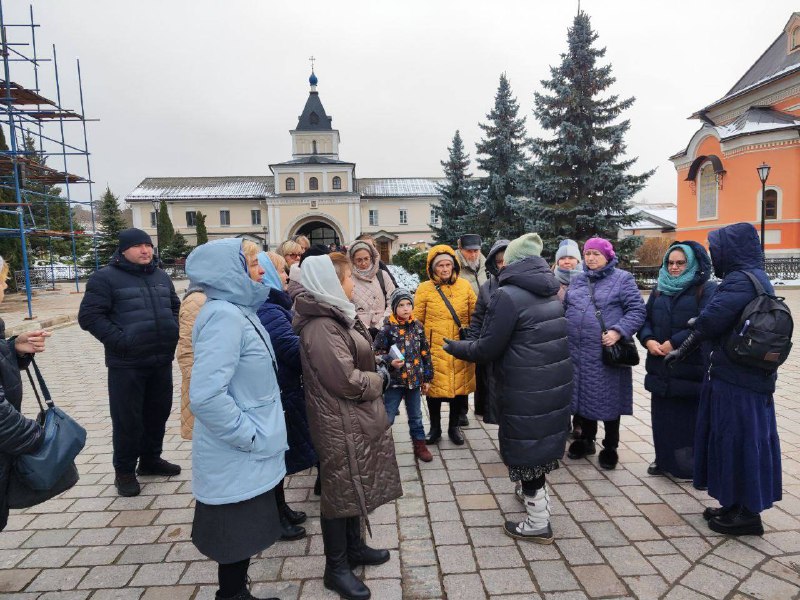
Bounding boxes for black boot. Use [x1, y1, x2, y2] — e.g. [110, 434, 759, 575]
[426, 399, 442, 445]
[567, 438, 595, 460]
[280, 503, 307, 526]
[598, 440, 618, 470]
[321, 517, 371, 600]
[215, 590, 278, 600]
[137, 457, 181, 476]
[708, 506, 764, 536]
[279, 509, 306, 541]
[346, 516, 389, 567]
[703, 505, 737, 521]
[114, 471, 141, 497]
[448, 405, 465, 445]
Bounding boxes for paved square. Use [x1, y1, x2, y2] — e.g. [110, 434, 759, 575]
[1, 289, 799, 598]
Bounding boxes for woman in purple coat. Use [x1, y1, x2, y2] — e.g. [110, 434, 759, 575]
[564, 238, 646, 469]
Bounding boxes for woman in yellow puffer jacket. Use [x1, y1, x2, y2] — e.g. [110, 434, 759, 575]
[414, 245, 476, 446]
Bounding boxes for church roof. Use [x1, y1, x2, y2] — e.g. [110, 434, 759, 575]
[269, 156, 354, 168]
[357, 178, 447, 197]
[295, 91, 333, 131]
[716, 106, 800, 140]
[698, 13, 800, 115]
[126, 176, 275, 201]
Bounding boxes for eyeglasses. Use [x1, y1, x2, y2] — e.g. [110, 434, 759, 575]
[286, 253, 302, 259]
[667, 260, 687, 267]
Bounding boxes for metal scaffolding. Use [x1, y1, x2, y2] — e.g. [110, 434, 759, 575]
[0, 1, 97, 319]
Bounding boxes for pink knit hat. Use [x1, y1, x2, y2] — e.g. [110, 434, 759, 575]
[583, 237, 615, 262]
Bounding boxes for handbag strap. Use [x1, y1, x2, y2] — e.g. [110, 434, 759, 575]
[587, 281, 609, 333]
[237, 307, 279, 380]
[24, 357, 52, 413]
[435, 285, 463, 329]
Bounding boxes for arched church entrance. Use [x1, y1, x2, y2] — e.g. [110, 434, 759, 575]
[294, 219, 343, 248]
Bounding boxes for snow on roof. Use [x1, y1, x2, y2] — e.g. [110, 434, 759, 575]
[626, 204, 677, 230]
[716, 107, 800, 139]
[126, 177, 275, 201]
[357, 178, 446, 197]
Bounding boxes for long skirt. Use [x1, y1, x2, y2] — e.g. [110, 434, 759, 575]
[694, 377, 782, 513]
[192, 487, 281, 564]
[651, 394, 697, 479]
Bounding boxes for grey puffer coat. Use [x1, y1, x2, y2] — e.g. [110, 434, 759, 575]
[293, 292, 402, 520]
[565, 260, 646, 421]
[446, 256, 573, 469]
[0, 337, 41, 531]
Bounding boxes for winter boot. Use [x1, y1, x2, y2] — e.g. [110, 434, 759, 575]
[647, 462, 663, 476]
[426, 400, 442, 445]
[567, 438, 595, 460]
[136, 457, 181, 477]
[703, 505, 737, 521]
[598, 448, 618, 470]
[346, 516, 390, 568]
[448, 406, 465, 445]
[278, 509, 306, 541]
[708, 506, 764, 536]
[215, 589, 278, 600]
[504, 485, 553, 544]
[412, 439, 433, 462]
[321, 517, 371, 600]
[114, 471, 141, 497]
[458, 413, 469, 427]
[280, 503, 307, 526]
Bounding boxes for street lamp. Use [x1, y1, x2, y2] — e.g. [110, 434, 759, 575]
[757, 162, 771, 256]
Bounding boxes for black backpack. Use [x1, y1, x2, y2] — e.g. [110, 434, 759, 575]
[723, 271, 793, 372]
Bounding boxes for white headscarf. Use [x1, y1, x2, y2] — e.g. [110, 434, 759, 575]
[300, 255, 357, 321]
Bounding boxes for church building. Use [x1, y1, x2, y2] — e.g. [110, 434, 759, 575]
[670, 13, 800, 256]
[125, 71, 443, 262]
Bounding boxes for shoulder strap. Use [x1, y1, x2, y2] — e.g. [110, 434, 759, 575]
[741, 270, 767, 296]
[587, 281, 609, 333]
[435, 285, 462, 329]
[24, 357, 52, 413]
[236, 307, 279, 379]
[376, 269, 387, 300]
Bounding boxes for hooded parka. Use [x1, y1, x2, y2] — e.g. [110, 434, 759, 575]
[187, 239, 288, 505]
[293, 291, 402, 519]
[467, 239, 509, 424]
[446, 256, 572, 468]
[414, 245, 477, 398]
[456, 248, 487, 297]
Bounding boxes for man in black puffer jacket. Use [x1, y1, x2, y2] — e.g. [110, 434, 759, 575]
[79, 228, 181, 497]
[444, 233, 573, 545]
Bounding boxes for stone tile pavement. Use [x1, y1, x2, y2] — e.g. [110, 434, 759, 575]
[1, 290, 800, 599]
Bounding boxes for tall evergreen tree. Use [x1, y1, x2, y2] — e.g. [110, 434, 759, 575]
[195, 211, 208, 246]
[156, 199, 175, 250]
[431, 130, 473, 247]
[525, 11, 653, 260]
[162, 231, 191, 262]
[0, 128, 24, 272]
[96, 186, 126, 264]
[467, 73, 529, 247]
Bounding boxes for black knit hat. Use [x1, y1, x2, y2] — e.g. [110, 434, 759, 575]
[390, 288, 414, 314]
[299, 244, 330, 264]
[118, 228, 153, 252]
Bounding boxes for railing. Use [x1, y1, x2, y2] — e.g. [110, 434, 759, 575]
[14, 262, 187, 291]
[633, 257, 800, 289]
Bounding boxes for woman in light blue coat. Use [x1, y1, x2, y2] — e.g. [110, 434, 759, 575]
[187, 238, 287, 600]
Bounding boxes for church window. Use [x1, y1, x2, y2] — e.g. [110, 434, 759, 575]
[792, 27, 800, 51]
[309, 177, 319, 191]
[764, 189, 778, 220]
[220, 210, 231, 226]
[332, 176, 342, 190]
[369, 210, 379, 226]
[312, 140, 317, 154]
[400, 209, 408, 225]
[697, 163, 718, 220]
[286, 177, 295, 191]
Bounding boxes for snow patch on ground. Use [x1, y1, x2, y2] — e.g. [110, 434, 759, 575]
[387, 264, 420, 292]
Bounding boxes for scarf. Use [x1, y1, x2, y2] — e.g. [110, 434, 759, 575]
[300, 255, 357, 321]
[555, 263, 583, 286]
[257, 252, 283, 291]
[656, 244, 698, 296]
[584, 257, 619, 281]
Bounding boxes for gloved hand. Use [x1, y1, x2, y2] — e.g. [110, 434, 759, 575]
[377, 364, 391, 392]
[664, 330, 701, 369]
[442, 338, 456, 355]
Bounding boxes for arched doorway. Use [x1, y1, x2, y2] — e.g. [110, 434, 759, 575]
[295, 220, 342, 248]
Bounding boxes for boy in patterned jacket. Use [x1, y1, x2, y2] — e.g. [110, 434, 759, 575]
[374, 288, 434, 462]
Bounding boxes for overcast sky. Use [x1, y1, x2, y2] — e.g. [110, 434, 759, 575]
[5, 1, 798, 209]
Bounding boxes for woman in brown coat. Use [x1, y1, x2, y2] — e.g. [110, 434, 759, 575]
[294, 252, 402, 600]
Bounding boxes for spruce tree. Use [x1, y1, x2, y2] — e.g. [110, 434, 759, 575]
[467, 73, 529, 248]
[195, 211, 208, 245]
[526, 11, 653, 260]
[96, 186, 126, 264]
[162, 231, 191, 261]
[0, 128, 24, 272]
[156, 199, 175, 250]
[432, 130, 473, 247]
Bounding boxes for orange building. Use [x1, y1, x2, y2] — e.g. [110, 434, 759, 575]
[670, 13, 800, 256]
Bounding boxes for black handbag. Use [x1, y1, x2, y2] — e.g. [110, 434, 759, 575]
[7, 358, 84, 508]
[588, 282, 640, 368]
[435, 285, 469, 340]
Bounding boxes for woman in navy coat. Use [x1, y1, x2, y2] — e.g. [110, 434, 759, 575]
[666, 223, 782, 536]
[637, 241, 716, 479]
[257, 252, 318, 541]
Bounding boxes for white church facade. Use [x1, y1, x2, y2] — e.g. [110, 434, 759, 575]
[125, 71, 443, 263]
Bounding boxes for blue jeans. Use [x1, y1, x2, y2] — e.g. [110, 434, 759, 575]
[383, 387, 425, 441]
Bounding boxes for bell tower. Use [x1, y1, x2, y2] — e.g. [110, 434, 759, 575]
[290, 69, 340, 159]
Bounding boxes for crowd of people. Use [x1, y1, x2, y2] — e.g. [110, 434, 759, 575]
[0, 221, 786, 600]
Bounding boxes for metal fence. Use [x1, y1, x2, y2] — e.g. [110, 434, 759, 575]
[633, 257, 800, 289]
[13, 262, 187, 291]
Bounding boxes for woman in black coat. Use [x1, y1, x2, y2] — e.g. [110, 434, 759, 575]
[467, 238, 509, 423]
[0, 257, 51, 532]
[637, 241, 716, 480]
[444, 234, 572, 544]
